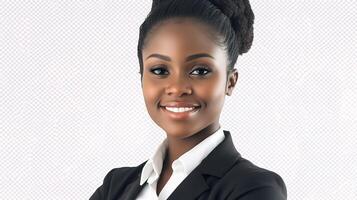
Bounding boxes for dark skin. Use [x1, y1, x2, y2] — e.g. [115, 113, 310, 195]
[141, 17, 239, 195]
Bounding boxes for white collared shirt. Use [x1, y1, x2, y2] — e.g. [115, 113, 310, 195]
[135, 126, 225, 200]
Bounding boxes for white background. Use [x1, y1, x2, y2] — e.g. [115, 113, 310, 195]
[1, 0, 356, 199]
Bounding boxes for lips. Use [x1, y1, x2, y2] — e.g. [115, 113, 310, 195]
[159, 103, 200, 120]
[159, 101, 201, 120]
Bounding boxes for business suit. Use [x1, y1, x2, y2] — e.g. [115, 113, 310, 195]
[89, 130, 287, 200]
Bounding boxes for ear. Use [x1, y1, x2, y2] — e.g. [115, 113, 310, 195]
[225, 68, 238, 96]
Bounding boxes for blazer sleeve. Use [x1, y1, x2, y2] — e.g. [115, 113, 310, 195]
[89, 168, 116, 200]
[229, 171, 287, 200]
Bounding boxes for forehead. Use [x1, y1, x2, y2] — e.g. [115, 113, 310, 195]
[143, 17, 224, 57]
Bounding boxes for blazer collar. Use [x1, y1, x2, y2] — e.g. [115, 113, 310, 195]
[121, 130, 241, 200]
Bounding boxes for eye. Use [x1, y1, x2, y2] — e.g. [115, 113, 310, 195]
[190, 65, 211, 76]
[150, 66, 168, 76]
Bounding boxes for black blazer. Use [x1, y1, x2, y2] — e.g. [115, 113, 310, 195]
[90, 130, 287, 200]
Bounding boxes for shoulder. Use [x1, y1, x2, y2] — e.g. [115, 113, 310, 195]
[89, 161, 147, 200]
[220, 157, 287, 199]
[103, 161, 146, 188]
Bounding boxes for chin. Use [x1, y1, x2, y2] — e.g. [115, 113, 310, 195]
[162, 125, 200, 139]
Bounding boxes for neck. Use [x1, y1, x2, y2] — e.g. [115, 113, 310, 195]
[163, 123, 221, 171]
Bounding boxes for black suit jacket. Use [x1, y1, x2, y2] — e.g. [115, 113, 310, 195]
[90, 130, 287, 200]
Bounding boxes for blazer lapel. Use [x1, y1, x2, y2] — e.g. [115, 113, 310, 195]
[167, 130, 241, 200]
[120, 172, 146, 200]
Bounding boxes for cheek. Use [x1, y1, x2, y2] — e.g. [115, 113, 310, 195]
[195, 76, 225, 103]
[142, 78, 161, 106]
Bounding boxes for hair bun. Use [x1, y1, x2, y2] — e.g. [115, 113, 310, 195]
[150, 0, 254, 54]
[151, 0, 167, 10]
[209, 0, 255, 54]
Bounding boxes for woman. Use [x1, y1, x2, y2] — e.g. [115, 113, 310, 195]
[90, 0, 287, 199]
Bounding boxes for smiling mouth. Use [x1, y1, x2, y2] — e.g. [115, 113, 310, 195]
[159, 106, 201, 120]
[161, 106, 201, 113]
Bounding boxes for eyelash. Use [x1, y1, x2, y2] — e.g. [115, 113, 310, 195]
[150, 65, 211, 77]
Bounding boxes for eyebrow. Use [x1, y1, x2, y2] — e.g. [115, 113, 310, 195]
[145, 53, 214, 62]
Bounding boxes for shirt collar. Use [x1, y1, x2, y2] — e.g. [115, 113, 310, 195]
[140, 126, 225, 185]
[139, 136, 167, 185]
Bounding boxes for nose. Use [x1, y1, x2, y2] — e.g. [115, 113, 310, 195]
[165, 74, 192, 96]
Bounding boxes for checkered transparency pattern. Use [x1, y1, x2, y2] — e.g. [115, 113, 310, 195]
[0, 0, 356, 200]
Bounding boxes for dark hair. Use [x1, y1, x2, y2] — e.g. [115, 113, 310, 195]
[137, 0, 254, 80]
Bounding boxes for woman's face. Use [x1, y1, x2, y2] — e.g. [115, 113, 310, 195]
[141, 18, 238, 139]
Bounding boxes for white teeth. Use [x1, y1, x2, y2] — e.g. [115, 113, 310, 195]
[165, 107, 197, 113]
